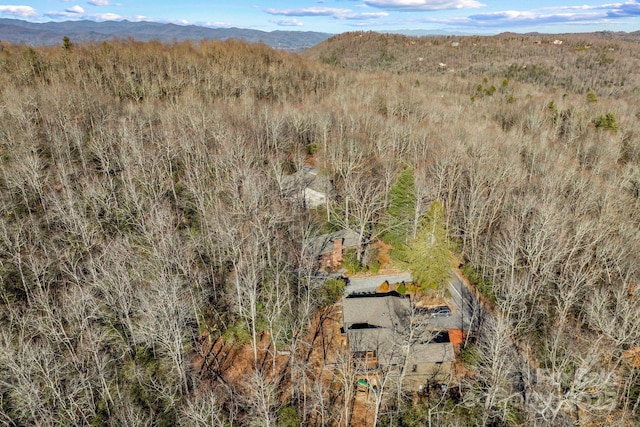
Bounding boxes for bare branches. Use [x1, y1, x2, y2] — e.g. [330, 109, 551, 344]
[0, 36, 639, 426]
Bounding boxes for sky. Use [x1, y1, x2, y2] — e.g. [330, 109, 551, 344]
[1, 0, 640, 34]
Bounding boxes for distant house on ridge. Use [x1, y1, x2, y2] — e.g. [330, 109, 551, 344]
[308, 229, 360, 270]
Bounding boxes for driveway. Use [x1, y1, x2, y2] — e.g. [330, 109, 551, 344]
[445, 270, 481, 331]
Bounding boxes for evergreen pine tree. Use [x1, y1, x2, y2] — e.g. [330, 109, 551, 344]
[407, 200, 451, 291]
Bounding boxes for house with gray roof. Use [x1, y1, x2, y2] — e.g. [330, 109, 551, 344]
[342, 294, 454, 390]
[280, 166, 332, 209]
[301, 166, 332, 209]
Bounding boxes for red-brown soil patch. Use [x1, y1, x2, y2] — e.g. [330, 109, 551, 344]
[193, 304, 352, 425]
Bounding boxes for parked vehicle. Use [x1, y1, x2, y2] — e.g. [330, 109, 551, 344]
[429, 305, 452, 317]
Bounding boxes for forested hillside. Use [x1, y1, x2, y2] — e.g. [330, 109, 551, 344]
[0, 35, 639, 426]
[302, 31, 640, 96]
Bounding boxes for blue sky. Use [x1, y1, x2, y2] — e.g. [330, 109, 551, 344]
[1, 1, 640, 34]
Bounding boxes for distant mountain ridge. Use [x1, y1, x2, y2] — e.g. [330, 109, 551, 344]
[382, 29, 475, 37]
[0, 18, 333, 51]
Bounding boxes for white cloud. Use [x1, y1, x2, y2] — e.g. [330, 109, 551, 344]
[66, 5, 85, 14]
[45, 9, 121, 20]
[0, 5, 37, 17]
[266, 7, 352, 16]
[92, 12, 121, 20]
[266, 7, 388, 20]
[608, 0, 640, 17]
[201, 21, 235, 28]
[437, 9, 611, 28]
[45, 11, 79, 18]
[539, 0, 640, 16]
[461, 3, 640, 28]
[398, 0, 640, 29]
[270, 18, 304, 26]
[540, 5, 601, 12]
[363, 0, 484, 11]
[87, 0, 112, 5]
[346, 12, 389, 19]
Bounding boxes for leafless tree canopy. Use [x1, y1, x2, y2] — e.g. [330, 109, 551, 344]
[0, 34, 639, 425]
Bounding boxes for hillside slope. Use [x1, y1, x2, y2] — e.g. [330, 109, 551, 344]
[301, 31, 640, 96]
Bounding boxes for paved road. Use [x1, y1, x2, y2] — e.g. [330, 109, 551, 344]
[435, 271, 480, 331]
[345, 270, 479, 331]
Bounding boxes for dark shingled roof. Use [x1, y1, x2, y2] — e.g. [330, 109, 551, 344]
[343, 295, 454, 367]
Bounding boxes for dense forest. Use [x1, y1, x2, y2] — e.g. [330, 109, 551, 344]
[0, 33, 639, 426]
